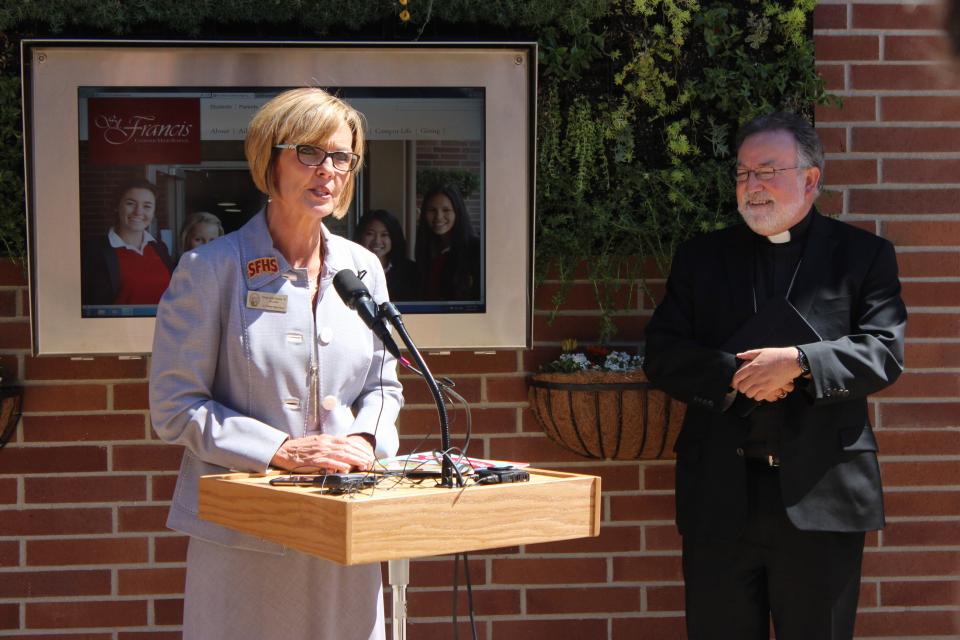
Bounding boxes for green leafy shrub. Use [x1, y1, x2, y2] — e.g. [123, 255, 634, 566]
[536, 0, 833, 340]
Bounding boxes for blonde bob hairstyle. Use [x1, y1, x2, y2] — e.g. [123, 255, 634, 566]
[244, 87, 366, 219]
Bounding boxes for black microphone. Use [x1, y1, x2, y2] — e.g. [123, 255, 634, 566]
[377, 299, 457, 488]
[332, 269, 403, 360]
[336, 272, 459, 487]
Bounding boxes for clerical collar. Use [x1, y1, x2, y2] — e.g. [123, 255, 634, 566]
[767, 230, 791, 244]
[763, 208, 813, 245]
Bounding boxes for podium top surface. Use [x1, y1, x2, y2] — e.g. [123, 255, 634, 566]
[199, 468, 601, 565]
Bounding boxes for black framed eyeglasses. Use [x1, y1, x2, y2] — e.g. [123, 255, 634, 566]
[734, 166, 807, 182]
[274, 144, 360, 172]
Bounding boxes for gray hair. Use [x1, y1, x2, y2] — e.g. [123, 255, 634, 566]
[736, 111, 824, 189]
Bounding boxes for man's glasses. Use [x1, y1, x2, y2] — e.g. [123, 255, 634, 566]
[274, 144, 360, 172]
[734, 166, 806, 182]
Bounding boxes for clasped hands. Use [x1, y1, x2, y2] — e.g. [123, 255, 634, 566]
[270, 433, 376, 474]
[731, 347, 803, 403]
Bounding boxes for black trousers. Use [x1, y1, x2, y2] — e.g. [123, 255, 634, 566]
[682, 462, 866, 640]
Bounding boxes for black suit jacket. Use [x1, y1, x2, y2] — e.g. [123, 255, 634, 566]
[643, 210, 907, 539]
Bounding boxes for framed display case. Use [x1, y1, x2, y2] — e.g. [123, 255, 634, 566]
[22, 40, 535, 354]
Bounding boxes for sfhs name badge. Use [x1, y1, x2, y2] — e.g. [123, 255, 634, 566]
[246, 291, 288, 313]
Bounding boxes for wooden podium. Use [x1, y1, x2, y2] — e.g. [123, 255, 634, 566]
[198, 468, 601, 564]
[200, 468, 600, 640]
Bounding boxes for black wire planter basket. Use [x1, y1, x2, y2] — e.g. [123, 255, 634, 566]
[0, 386, 24, 450]
[528, 371, 685, 460]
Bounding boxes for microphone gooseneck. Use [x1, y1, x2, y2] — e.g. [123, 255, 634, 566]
[332, 269, 458, 487]
[379, 300, 457, 488]
[332, 270, 403, 360]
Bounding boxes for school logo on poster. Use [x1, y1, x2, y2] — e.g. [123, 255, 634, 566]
[87, 98, 201, 164]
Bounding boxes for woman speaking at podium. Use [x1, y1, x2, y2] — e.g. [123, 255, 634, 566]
[149, 88, 402, 640]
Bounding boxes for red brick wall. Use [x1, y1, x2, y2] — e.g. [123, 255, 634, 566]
[0, 3, 958, 638]
[811, 3, 960, 637]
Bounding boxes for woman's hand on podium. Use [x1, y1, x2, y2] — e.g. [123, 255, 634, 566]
[270, 434, 375, 473]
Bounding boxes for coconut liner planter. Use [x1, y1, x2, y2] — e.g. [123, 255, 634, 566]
[0, 386, 23, 450]
[528, 370, 685, 460]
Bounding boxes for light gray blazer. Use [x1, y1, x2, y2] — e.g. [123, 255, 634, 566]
[149, 210, 402, 552]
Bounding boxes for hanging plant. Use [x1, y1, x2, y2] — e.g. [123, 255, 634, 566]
[536, 0, 835, 342]
[528, 340, 684, 460]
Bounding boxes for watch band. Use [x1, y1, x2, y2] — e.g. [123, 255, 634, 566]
[797, 348, 810, 375]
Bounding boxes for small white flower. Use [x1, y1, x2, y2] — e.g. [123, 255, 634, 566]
[559, 353, 591, 371]
[545, 347, 644, 373]
[603, 351, 643, 372]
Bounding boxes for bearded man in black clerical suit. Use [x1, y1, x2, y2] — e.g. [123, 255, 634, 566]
[643, 112, 907, 640]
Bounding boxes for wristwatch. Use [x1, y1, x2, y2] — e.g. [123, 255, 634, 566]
[796, 348, 810, 376]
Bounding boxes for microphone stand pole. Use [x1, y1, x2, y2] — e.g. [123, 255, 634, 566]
[379, 302, 462, 640]
[379, 301, 458, 489]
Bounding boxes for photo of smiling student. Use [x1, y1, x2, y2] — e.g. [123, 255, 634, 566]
[179, 211, 224, 259]
[414, 184, 480, 301]
[355, 209, 418, 301]
[81, 178, 174, 306]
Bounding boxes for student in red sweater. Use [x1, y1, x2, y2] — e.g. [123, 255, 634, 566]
[82, 179, 174, 306]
